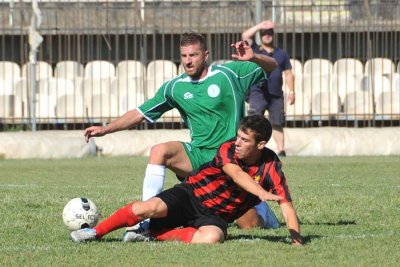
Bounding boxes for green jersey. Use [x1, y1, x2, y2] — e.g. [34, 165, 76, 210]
[138, 61, 267, 150]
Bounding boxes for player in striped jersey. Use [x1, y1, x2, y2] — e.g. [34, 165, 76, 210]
[72, 115, 302, 246]
[84, 32, 279, 235]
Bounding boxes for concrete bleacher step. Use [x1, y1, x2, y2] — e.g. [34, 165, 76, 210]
[278, 0, 351, 26]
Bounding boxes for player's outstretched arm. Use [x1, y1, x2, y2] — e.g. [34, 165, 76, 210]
[280, 202, 303, 246]
[84, 109, 145, 143]
[222, 163, 282, 202]
[231, 41, 277, 73]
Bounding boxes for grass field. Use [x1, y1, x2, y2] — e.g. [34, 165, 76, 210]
[1, 155, 399, 266]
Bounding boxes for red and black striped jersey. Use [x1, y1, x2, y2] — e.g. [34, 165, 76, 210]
[185, 138, 292, 223]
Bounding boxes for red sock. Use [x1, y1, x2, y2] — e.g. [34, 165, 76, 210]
[94, 202, 140, 238]
[151, 227, 197, 243]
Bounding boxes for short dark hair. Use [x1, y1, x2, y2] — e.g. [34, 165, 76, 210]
[239, 115, 272, 143]
[180, 32, 207, 52]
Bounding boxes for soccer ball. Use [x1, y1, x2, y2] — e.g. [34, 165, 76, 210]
[62, 197, 100, 231]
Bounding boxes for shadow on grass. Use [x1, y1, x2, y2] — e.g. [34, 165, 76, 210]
[84, 236, 320, 245]
[89, 221, 355, 245]
[301, 219, 356, 226]
[227, 234, 320, 245]
[98, 238, 126, 243]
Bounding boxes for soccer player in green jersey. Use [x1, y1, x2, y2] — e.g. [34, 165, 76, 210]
[83, 33, 278, 239]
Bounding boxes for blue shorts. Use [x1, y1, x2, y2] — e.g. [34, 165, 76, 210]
[247, 85, 285, 126]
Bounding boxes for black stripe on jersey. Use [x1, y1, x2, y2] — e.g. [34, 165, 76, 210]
[215, 192, 261, 222]
[214, 138, 236, 168]
[260, 160, 274, 192]
[274, 161, 292, 202]
[193, 174, 235, 203]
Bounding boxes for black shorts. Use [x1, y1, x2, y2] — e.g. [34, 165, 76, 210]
[150, 183, 228, 237]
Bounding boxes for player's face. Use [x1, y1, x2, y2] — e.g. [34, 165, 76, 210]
[180, 43, 209, 80]
[234, 128, 265, 163]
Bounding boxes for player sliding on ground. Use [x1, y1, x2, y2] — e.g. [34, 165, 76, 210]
[83, 32, 280, 239]
[72, 115, 303, 245]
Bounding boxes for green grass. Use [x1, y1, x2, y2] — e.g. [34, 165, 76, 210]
[0, 156, 399, 266]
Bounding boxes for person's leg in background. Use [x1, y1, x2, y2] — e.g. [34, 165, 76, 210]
[247, 84, 268, 116]
[267, 95, 286, 156]
[272, 125, 285, 156]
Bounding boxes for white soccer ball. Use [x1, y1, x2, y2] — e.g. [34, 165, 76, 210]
[62, 197, 100, 231]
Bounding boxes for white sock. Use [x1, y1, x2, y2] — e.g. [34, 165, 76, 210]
[142, 164, 166, 201]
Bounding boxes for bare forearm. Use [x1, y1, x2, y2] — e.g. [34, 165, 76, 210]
[286, 73, 295, 92]
[286, 211, 302, 245]
[224, 165, 282, 202]
[231, 170, 264, 197]
[281, 203, 302, 245]
[104, 109, 144, 134]
[250, 53, 277, 73]
[83, 108, 145, 142]
[242, 24, 261, 40]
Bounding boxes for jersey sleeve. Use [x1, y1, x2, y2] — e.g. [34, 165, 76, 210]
[222, 61, 267, 95]
[137, 82, 174, 122]
[265, 161, 292, 204]
[281, 51, 292, 71]
[214, 140, 237, 168]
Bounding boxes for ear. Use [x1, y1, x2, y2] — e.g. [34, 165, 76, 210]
[257, 141, 267, 150]
[204, 50, 209, 61]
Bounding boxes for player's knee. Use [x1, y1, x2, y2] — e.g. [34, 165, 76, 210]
[205, 232, 224, 244]
[192, 227, 224, 244]
[236, 213, 261, 229]
[134, 199, 163, 218]
[149, 143, 169, 161]
[236, 220, 260, 229]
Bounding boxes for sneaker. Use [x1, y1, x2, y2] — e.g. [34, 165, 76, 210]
[123, 221, 152, 242]
[278, 150, 286, 157]
[70, 228, 97, 243]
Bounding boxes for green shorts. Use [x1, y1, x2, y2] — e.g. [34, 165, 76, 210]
[181, 142, 218, 170]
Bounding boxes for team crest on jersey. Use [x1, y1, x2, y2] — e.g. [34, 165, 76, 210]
[254, 175, 261, 184]
[207, 84, 220, 98]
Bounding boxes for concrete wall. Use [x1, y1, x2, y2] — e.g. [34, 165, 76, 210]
[1, 127, 399, 159]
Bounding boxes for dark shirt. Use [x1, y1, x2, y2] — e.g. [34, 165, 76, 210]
[251, 42, 292, 96]
[185, 138, 292, 223]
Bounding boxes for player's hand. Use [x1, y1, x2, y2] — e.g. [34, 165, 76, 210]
[231, 40, 254, 61]
[258, 191, 283, 202]
[289, 229, 303, 246]
[291, 238, 303, 246]
[84, 126, 106, 143]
